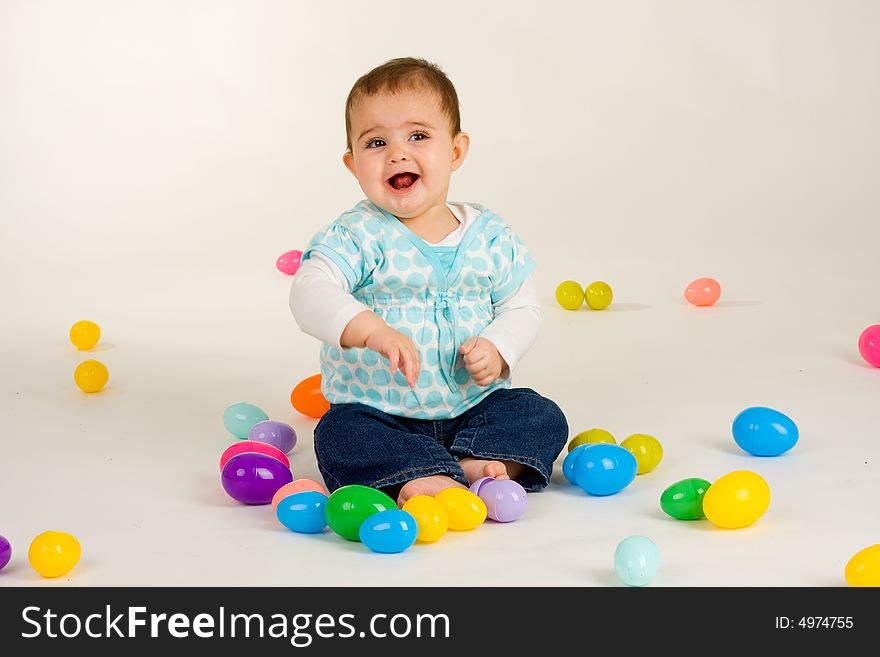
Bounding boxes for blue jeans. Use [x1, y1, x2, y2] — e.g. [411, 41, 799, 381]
[313, 387, 568, 498]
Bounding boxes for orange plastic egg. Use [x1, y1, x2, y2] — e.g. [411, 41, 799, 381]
[290, 373, 330, 418]
[684, 277, 721, 306]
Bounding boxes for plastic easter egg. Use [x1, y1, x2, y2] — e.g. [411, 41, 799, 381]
[248, 420, 297, 454]
[470, 477, 528, 522]
[74, 359, 109, 393]
[660, 478, 711, 520]
[276, 249, 303, 275]
[684, 277, 721, 306]
[614, 535, 660, 586]
[568, 428, 616, 452]
[220, 452, 292, 505]
[401, 495, 449, 543]
[276, 491, 328, 534]
[621, 433, 663, 474]
[434, 489, 487, 530]
[290, 373, 330, 418]
[325, 485, 396, 542]
[0, 535, 11, 571]
[562, 444, 593, 484]
[219, 440, 290, 472]
[732, 406, 798, 457]
[585, 281, 613, 310]
[555, 280, 584, 310]
[857, 325, 880, 367]
[272, 479, 329, 511]
[28, 531, 81, 578]
[572, 443, 638, 496]
[359, 509, 419, 554]
[702, 470, 770, 529]
[69, 320, 101, 350]
[845, 544, 880, 587]
[222, 402, 269, 439]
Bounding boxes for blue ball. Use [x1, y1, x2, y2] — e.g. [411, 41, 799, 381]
[614, 535, 660, 586]
[276, 491, 328, 533]
[358, 509, 418, 554]
[562, 444, 593, 484]
[732, 406, 799, 456]
[572, 443, 637, 496]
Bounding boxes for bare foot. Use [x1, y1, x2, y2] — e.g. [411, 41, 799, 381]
[397, 474, 466, 506]
[459, 457, 511, 485]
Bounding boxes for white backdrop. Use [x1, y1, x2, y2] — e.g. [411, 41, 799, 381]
[1, 0, 878, 586]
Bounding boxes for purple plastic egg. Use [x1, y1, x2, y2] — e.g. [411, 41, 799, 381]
[0, 535, 11, 571]
[469, 477, 528, 523]
[221, 452, 293, 505]
[248, 420, 297, 454]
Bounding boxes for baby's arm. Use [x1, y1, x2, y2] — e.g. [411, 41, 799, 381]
[290, 253, 420, 387]
[460, 277, 542, 383]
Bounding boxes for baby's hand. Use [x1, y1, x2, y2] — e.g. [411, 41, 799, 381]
[459, 337, 506, 386]
[365, 325, 420, 388]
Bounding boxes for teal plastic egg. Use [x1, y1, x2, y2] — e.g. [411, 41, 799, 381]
[223, 402, 269, 439]
[614, 535, 660, 586]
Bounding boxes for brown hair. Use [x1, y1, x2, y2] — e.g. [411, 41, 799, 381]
[344, 57, 461, 152]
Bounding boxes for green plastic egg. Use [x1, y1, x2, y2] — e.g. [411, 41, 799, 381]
[568, 428, 616, 452]
[325, 485, 396, 541]
[621, 433, 663, 474]
[660, 477, 711, 520]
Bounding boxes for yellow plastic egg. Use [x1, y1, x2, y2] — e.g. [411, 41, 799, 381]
[568, 428, 616, 452]
[555, 281, 584, 310]
[74, 359, 109, 393]
[402, 495, 449, 543]
[585, 281, 613, 310]
[434, 488, 487, 531]
[28, 531, 81, 578]
[845, 544, 880, 587]
[702, 470, 770, 529]
[69, 320, 101, 350]
[621, 433, 663, 474]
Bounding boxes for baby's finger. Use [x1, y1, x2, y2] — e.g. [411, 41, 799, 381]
[462, 347, 484, 365]
[409, 343, 421, 384]
[399, 346, 416, 387]
[388, 347, 400, 376]
[465, 352, 490, 371]
[459, 337, 478, 354]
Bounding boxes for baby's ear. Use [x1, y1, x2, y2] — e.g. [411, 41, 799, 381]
[342, 151, 357, 176]
[451, 131, 470, 171]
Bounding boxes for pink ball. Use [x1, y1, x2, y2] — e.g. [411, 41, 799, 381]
[858, 324, 880, 367]
[276, 249, 303, 275]
[684, 277, 721, 306]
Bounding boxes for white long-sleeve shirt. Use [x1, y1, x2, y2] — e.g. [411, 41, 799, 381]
[290, 202, 541, 374]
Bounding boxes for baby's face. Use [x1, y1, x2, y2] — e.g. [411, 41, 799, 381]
[343, 90, 468, 220]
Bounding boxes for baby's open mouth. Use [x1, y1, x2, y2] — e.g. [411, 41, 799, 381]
[387, 172, 420, 190]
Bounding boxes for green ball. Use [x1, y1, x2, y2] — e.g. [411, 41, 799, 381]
[325, 485, 397, 541]
[660, 477, 711, 520]
[222, 402, 269, 439]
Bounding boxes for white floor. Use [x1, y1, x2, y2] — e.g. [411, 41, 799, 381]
[1, 250, 878, 587]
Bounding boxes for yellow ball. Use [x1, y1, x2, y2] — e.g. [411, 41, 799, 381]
[620, 433, 663, 474]
[555, 280, 584, 310]
[585, 281, 613, 310]
[845, 544, 880, 587]
[74, 359, 109, 393]
[568, 428, 616, 452]
[69, 320, 101, 350]
[402, 495, 449, 543]
[702, 471, 770, 529]
[434, 488, 487, 531]
[28, 531, 81, 578]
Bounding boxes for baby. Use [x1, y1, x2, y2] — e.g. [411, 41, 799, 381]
[290, 57, 568, 505]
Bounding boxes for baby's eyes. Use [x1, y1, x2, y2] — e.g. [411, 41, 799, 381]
[364, 131, 429, 149]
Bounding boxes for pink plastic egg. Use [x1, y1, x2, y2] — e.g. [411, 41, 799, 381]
[219, 440, 290, 472]
[271, 478, 329, 511]
[858, 325, 880, 367]
[684, 277, 721, 306]
[276, 249, 303, 275]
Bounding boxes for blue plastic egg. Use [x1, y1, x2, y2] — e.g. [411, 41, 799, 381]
[358, 509, 418, 554]
[614, 535, 660, 586]
[732, 406, 799, 456]
[572, 443, 637, 496]
[276, 491, 328, 533]
[562, 444, 593, 484]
